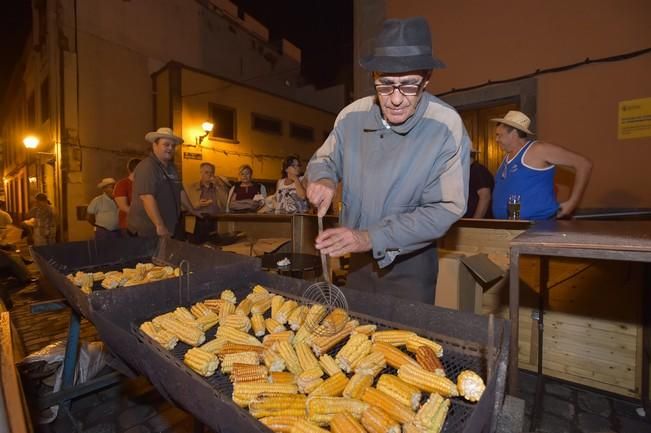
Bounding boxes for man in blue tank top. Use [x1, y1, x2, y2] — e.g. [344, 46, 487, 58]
[491, 111, 592, 220]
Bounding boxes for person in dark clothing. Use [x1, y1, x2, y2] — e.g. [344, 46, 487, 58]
[464, 148, 494, 219]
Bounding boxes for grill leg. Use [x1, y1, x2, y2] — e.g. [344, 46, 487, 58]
[530, 256, 549, 431]
[508, 248, 520, 395]
[61, 308, 81, 397]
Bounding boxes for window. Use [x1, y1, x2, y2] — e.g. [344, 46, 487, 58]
[27, 93, 36, 128]
[252, 113, 282, 135]
[40, 77, 50, 123]
[289, 122, 314, 142]
[209, 103, 236, 141]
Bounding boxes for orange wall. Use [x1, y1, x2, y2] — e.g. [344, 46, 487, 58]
[386, 0, 651, 208]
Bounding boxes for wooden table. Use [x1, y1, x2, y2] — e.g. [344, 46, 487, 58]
[508, 220, 651, 424]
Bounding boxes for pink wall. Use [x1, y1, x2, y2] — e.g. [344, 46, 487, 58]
[386, 0, 651, 208]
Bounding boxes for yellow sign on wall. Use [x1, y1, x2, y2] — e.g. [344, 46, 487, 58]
[618, 97, 651, 140]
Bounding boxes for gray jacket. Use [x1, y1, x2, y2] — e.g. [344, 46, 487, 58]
[306, 92, 470, 268]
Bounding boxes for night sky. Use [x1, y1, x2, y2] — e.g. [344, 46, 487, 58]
[0, 1, 351, 102]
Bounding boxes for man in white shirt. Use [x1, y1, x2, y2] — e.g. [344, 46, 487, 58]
[87, 178, 121, 240]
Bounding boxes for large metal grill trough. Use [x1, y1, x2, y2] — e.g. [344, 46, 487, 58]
[90, 268, 509, 433]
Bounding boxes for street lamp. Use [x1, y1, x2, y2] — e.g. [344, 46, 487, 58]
[23, 135, 39, 149]
[195, 121, 214, 146]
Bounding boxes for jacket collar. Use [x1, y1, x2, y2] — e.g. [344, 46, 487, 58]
[363, 92, 430, 135]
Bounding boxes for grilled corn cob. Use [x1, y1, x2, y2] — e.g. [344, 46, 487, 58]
[184, 348, 219, 377]
[318, 354, 342, 377]
[371, 330, 416, 347]
[235, 297, 253, 316]
[306, 396, 369, 426]
[195, 312, 220, 331]
[219, 342, 264, 358]
[252, 284, 270, 296]
[343, 373, 373, 399]
[288, 305, 308, 330]
[330, 411, 367, 433]
[361, 405, 400, 433]
[353, 324, 377, 336]
[355, 351, 386, 378]
[216, 325, 263, 346]
[275, 341, 303, 375]
[310, 320, 358, 356]
[190, 302, 213, 318]
[320, 308, 349, 335]
[266, 318, 286, 334]
[139, 321, 178, 350]
[153, 315, 205, 346]
[249, 394, 307, 418]
[219, 300, 236, 322]
[297, 367, 325, 394]
[220, 314, 252, 333]
[361, 387, 415, 424]
[415, 346, 445, 376]
[232, 382, 298, 407]
[221, 351, 260, 374]
[376, 374, 422, 410]
[220, 289, 237, 304]
[199, 336, 227, 354]
[289, 419, 329, 433]
[252, 313, 266, 337]
[269, 371, 297, 384]
[263, 349, 286, 372]
[398, 364, 459, 397]
[336, 334, 372, 373]
[263, 330, 295, 348]
[230, 364, 268, 384]
[275, 300, 298, 324]
[271, 295, 285, 318]
[260, 416, 303, 433]
[174, 307, 196, 322]
[295, 342, 321, 372]
[303, 304, 327, 331]
[405, 335, 444, 358]
[413, 393, 449, 433]
[251, 294, 273, 315]
[293, 324, 314, 346]
[371, 342, 418, 369]
[457, 370, 485, 402]
[204, 298, 226, 313]
[309, 372, 348, 397]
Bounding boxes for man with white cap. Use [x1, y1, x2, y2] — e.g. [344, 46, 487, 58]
[87, 178, 121, 239]
[128, 127, 201, 238]
[305, 17, 470, 303]
[491, 110, 592, 220]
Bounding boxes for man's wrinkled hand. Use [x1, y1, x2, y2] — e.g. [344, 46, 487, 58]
[307, 179, 336, 217]
[156, 224, 171, 237]
[315, 227, 371, 257]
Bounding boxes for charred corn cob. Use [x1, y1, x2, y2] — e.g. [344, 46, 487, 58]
[320, 308, 349, 335]
[288, 305, 308, 330]
[269, 371, 297, 384]
[306, 396, 369, 426]
[297, 367, 325, 394]
[219, 342, 264, 358]
[415, 346, 445, 376]
[190, 302, 213, 318]
[174, 307, 196, 322]
[371, 330, 416, 347]
[232, 382, 298, 407]
[235, 297, 253, 316]
[318, 354, 342, 377]
[336, 334, 372, 373]
[204, 298, 226, 313]
[195, 312, 220, 331]
[219, 300, 236, 322]
[199, 336, 227, 354]
[353, 324, 377, 336]
[260, 416, 303, 433]
[330, 411, 367, 433]
[355, 351, 386, 378]
[251, 294, 273, 315]
[371, 342, 418, 369]
[263, 330, 295, 348]
[275, 300, 298, 324]
[252, 313, 266, 337]
[376, 374, 422, 410]
[230, 364, 268, 384]
[220, 289, 237, 304]
[405, 335, 444, 358]
[216, 325, 263, 346]
[221, 351, 259, 374]
[310, 320, 358, 357]
[343, 373, 373, 399]
[309, 372, 348, 397]
[263, 349, 286, 372]
[295, 342, 321, 372]
[398, 364, 459, 397]
[184, 348, 219, 377]
[139, 321, 178, 350]
[457, 370, 485, 402]
[271, 295, 285, 318]
[289, 419, 329, 433]
[266, 317, 286, 334]
[249, 393, 307, 418]
[275, 341, 303, 375]
[361, 387, 415, 424]
[303, 304, 327, 332]
[413, 393, 449, 433]
[361, 405, 400, 433]
[220, 314, 252, 333]
[153, 315, 205, 346]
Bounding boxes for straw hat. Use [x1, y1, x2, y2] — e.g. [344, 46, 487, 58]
[144, 127, 184, 145]
[489, 110, 534, 135]
[97, 178, 116, 189]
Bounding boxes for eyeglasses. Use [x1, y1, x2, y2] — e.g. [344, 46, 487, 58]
[374, 82, 424, 96]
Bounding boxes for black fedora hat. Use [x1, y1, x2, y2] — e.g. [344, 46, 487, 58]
[360, 17, 445, 73]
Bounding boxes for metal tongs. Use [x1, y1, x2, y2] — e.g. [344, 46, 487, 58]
[317, 215, 331, 283]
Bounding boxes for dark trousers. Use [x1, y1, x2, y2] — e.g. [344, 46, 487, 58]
[95, 226, 122, 240]
[190, 217, 216, 244]
[345, 244, 438, 304]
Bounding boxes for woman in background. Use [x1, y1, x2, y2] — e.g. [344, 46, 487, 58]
[274, 155, 308, 213]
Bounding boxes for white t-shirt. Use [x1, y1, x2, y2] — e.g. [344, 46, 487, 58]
[87, 194, 119, 231]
